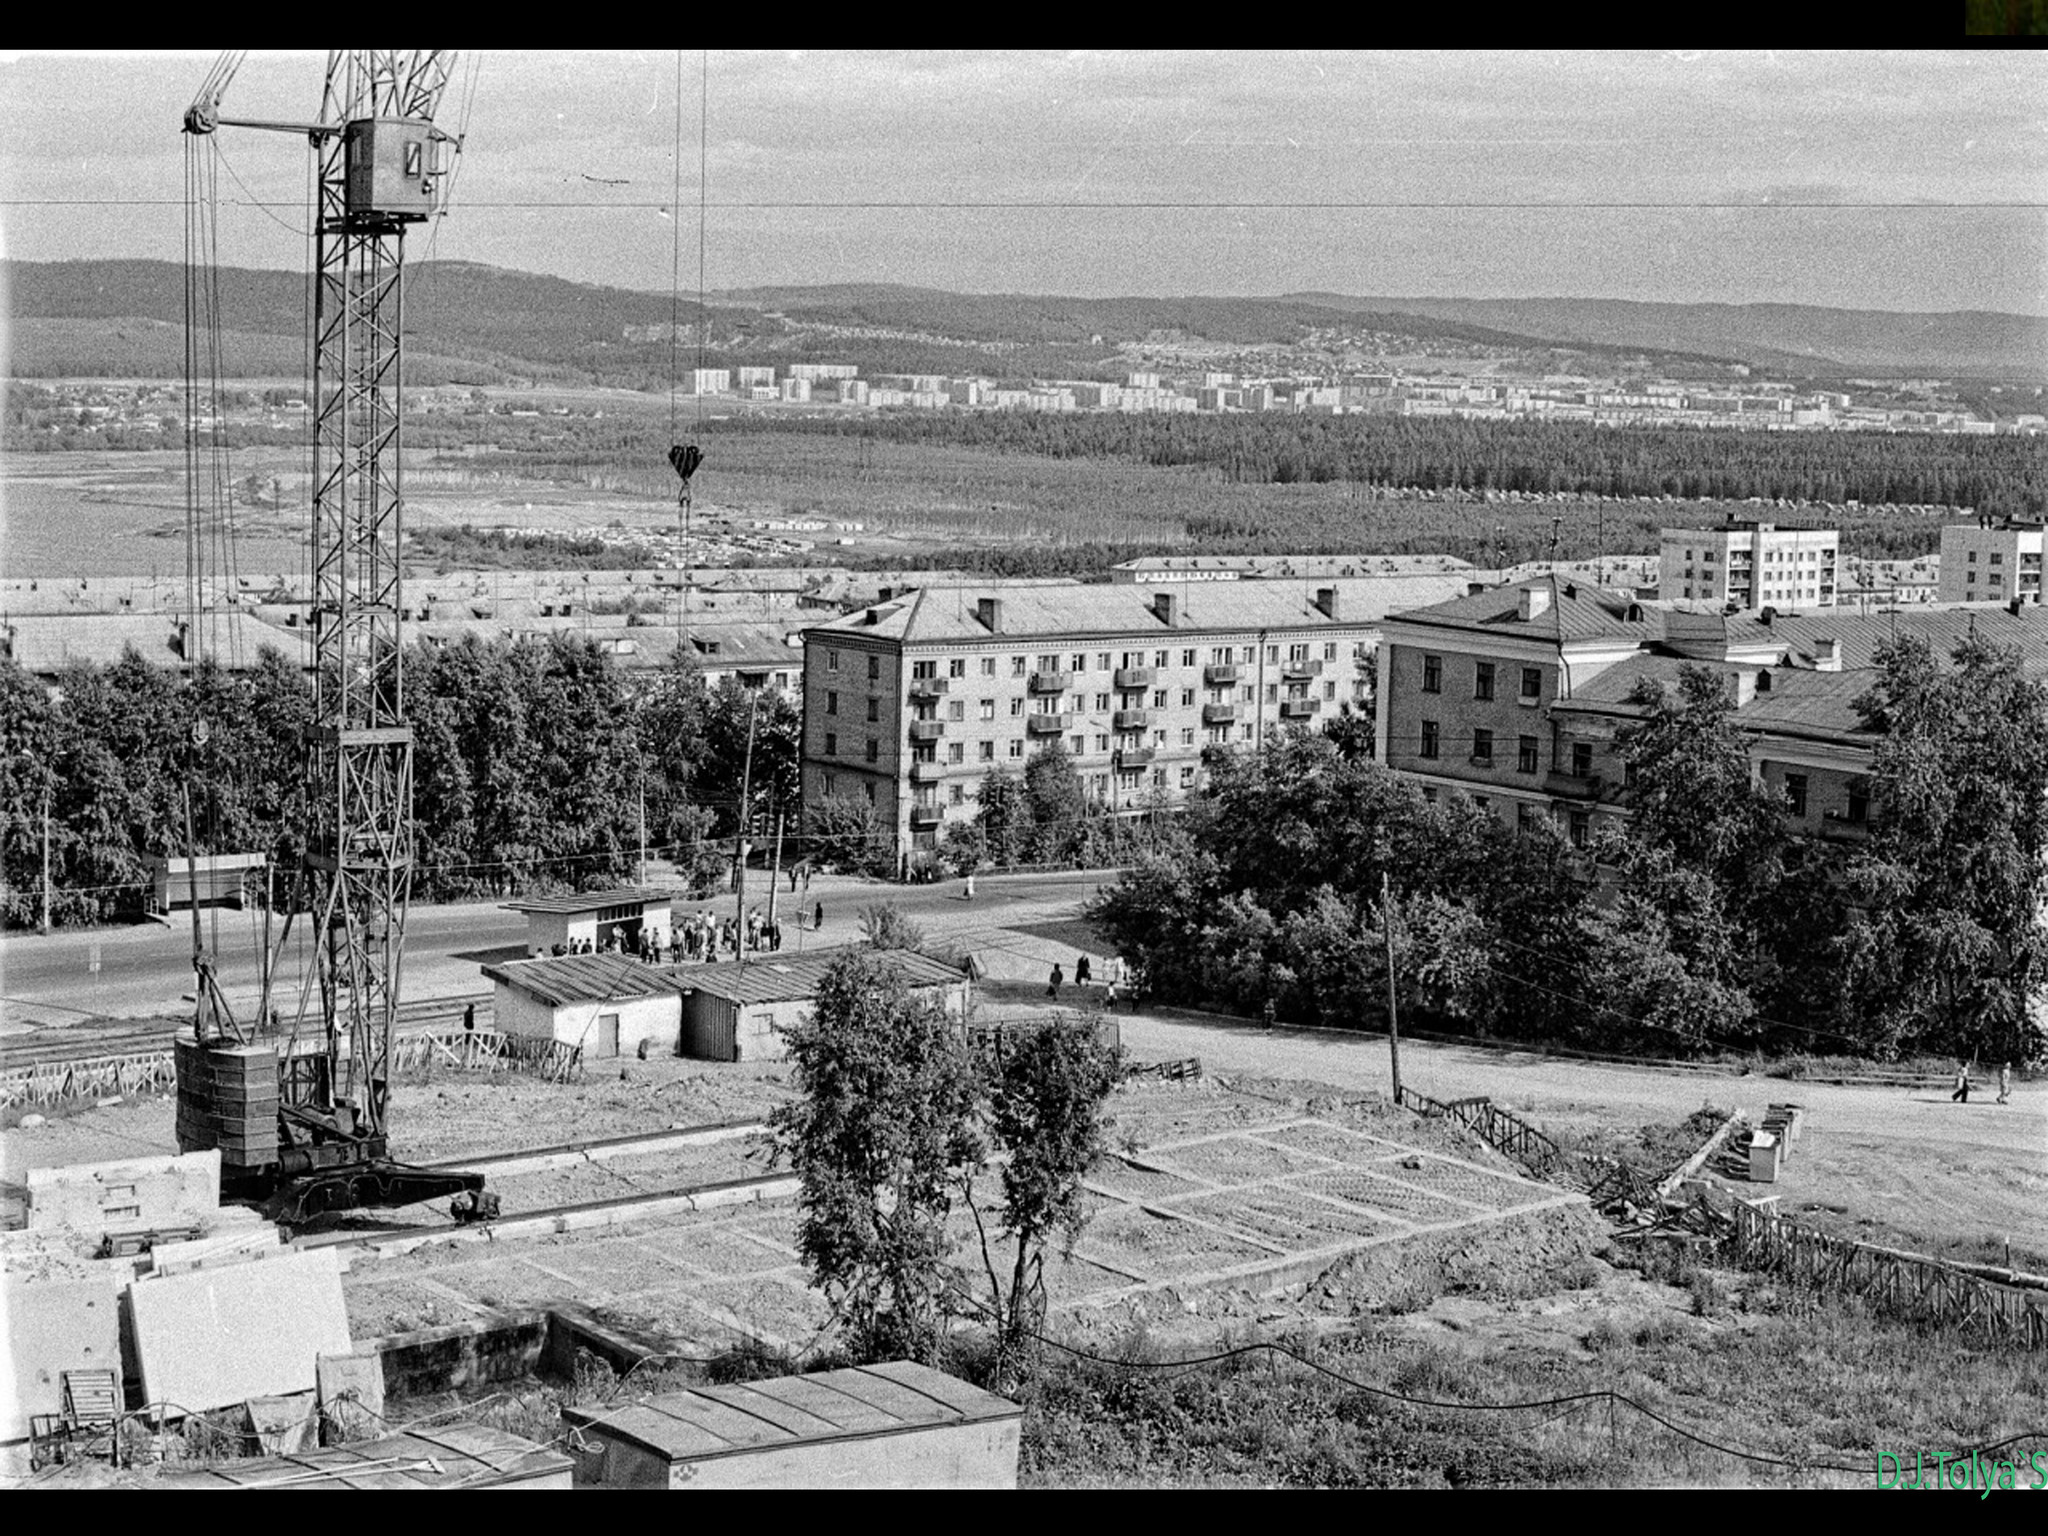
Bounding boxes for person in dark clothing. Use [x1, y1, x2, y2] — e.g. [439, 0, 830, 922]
[814, 900, 824, 932]
[1047, 963, 1064, 999]
[1951, 1061, 1971, 1103]
[1075, 955, 1092, 987]
[463, 1003, 476, 1033]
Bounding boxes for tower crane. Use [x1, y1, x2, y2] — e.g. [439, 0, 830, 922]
[177, 50, 495, 1223]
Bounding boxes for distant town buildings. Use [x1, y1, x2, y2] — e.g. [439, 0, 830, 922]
[1937, 516, 2045, 605]
[1659, 521, 1839, 612]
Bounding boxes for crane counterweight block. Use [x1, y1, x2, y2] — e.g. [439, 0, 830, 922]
[669, 443, 704, 484]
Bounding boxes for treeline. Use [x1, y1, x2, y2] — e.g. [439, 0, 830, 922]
[0, 637, 801, 926]
[724, 411, 2048, 522]
[1086, 637, 2048, 1064]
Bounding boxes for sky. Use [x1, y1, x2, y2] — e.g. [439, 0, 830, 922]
[2, 49, 2044, 315]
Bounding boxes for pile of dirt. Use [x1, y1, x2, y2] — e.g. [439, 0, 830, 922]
[1296, 1202, 1608, 1319]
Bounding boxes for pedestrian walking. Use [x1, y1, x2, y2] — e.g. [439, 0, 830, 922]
[1262, 997, 1277, 1030]
[1951, 1060, 1972, 1103]
[1104, 978, 1119, 1012]
[964, 871, 975, 900]
[1047, 963, 1064, 1000]
[814, 900, 824, 932]
[802, 866, 813, 894]
[769, 921, 783, 952]
[1076, 955, 1092, 987]
[1997, 1062, 2012, 1105]
[790, 863, 801, 894]
[463, 1002, 475, 1034]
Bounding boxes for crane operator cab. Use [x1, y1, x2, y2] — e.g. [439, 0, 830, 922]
[343, 118, 450, 222]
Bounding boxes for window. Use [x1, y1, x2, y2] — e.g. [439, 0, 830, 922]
[1288, 642, 1309, 662]
[1785, 773, 1808, 817]
[948, 742, 964, 763]
[1422, 655, 1442, 693]
[912, 659, 937, 680]
[1516, 803, 1534, 833]
[824, 732, 837, 756]
[1096, 693, 1111, 712]
[1324, 682, 1336, 700]
[949, 784, 965, 805]
[1153, 728, 1167, 745]
[1181, 728, 1195, 745]
[1991, 553, 2004, 566]
[865, 740, 879, 763]
[979, 740, 994, 761]
[823, 771, 836, 796]
[1472, 727, 1493, 765]
[868, 655, 880, 681]
[1210, 646, 1230, 664]
[1037, 654, 1061, 673]
[1420, 721, 1439, 759]
[1475, 661, 1495, 701]
[1518, 736, 1538, 774]
[1240, 723, 1255, 741]
[1098, 653, 1112, 671]
[1422, 787, 1438, 804]
[1569, 810, 1590, 847]
[1268, 645, 1281, 664]
[1182, 649, 1197, 667]
[1521, 667, 1542, 701]
[980, 699, 995, 720]
[1072, 734, 1087, 755]
[867, 697, 880, 722]
[827, 649, 840, 672]
[1155, 649, 1169, 668]
[1179, 688, 1194, 707]
[826, 690, 839, 716]
[1324, 643, 1337, 662]
[1473, 795, 1490, 813]
[1266, 684, 1279, 703]
[1572, 742, 1593, 778]
[1072, 653, 1088, 674]
[949, 657, 967, 677]
[1847, 785, 1868, 823]
[1010, 699, 1025, 716]
[1968, 550, 1978, 563]
[1095, 734, 1110, 752]
[1240, 684, 1255, 703]
[1180, 765, 1197, 787]
[1008, 740, 1024, 758]
[1241, 645, 1255, 663]
[981, 657, 996, 676]
[946, 700, 964, 721]
[1012, 656, 1027, 676]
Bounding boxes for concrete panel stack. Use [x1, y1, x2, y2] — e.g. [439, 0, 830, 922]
[173, 1040, 279, 1185]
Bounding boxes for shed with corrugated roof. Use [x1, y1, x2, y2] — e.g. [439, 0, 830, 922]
[665, 946, 971, 1063]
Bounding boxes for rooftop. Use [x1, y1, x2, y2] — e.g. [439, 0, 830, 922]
[560, 1362, 1019, 1463]
[666, 946, 968, 1007]
[1386, 578, 1662, 646]
[501, 887, 673, 917]
[481, 952, 683, 1008]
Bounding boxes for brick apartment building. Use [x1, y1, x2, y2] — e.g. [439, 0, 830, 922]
[1379, 575, 2048, 848]
[1659, 520, 1838, 611]
[1939, 516, 2046, 605]
[798, 581, 1448, 868]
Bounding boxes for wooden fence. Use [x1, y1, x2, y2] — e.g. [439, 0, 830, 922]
[1725, 1197, 2048, 1350]
[1399, 1087, 1567, 1181]
[4, 1028, 582, 1109]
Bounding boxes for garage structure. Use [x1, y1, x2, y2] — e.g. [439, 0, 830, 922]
[502, 887, 674, 958]
[669, 948, 973, 1063]
[480, 953, 684, 1060]
[560, 1361, 1021, 1489]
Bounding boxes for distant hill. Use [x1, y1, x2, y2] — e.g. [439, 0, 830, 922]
[1283, 293, 2048, 379]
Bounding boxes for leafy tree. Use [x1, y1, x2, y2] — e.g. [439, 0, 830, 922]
[806, 791, 894, 878]
[1840, 632, 2048, 1061]
[769, 950, 982, 1364]
[1321, 701, 1375, 762]
[938, 820, 987, 877]
[1023, 744, 1087, 864]
[967, 1020, 1121, 1383]
[975, 766, 1030, 867]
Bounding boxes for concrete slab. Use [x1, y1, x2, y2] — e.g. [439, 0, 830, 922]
[149, 1225, 284, 1277]
[316, 1351, 387, 1445]
[25, 1150, 219, 1237]
[127, 1248, 351, 1416]
[0, 1272, 123, 1441]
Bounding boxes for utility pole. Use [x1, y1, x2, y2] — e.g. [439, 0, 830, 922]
[765, 809, 784, 939]
[732, 689, 759, 962]
[40, 781, 52, 935]
[1382, 871, 1402, 1106]
[637, 777, 647, 887]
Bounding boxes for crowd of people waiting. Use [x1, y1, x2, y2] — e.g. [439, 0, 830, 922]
[547, 902, 824, 967]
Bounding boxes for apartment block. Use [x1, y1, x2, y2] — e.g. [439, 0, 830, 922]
[1938, 517, 2045, 604]
[1660, 521, 1838, 611]
[800, 583, 1388, 869]
[687, 368, 731, 396]
[736, 366, 776, 390]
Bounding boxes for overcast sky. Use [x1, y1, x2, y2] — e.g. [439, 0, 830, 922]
[3, 49, 2043, 314]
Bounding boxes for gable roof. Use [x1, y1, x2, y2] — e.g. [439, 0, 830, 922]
[666, 946, 967, 1006]
[501, 887, 673, 916]
[481, 952, 683, 1008]
[1387, 578, 1662, 646]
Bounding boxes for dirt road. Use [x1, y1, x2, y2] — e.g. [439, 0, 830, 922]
[1118, 1011, 2048, 1266]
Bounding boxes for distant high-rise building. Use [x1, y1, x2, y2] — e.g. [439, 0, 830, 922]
[1939, 517, 2045, 604]
[1660, 521, 1838, 611]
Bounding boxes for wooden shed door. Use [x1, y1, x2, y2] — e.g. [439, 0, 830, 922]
[596, 1013, 620, 1058]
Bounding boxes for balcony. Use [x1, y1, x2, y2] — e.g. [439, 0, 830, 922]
[909, 804, 944, 829]
[1115, 747, 1156, 769]
[1202, 703, 1239, 725]
[1025, 712, 1072, 736]
[1818, 809, 1871, 843]
[1280, 658, 1324, 681]
[1028, 671, 1073, 694]
[908, 676, 949, 701]
[909, 760, 945, 783]
[1280, 697, 1320, 720]
[1113, 666, 1155, 690]
[1113, 708, 1152, 731]
[1204, 664, 1239, 686]
[907, 719, 945, 743]
[1543, 769, 1605, 801]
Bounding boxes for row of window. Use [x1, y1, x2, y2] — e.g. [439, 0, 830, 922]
[828, 681, 1345, 721]
[1415, 727, 1587, 776]
[911, 763, 1203, 809]
[838, 641, 1348, 679]
[1419, 655, 1543, 702]
[1418, 786, 1596, 848]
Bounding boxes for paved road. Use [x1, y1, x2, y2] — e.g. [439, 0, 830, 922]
[0, 868, 1110, 1034]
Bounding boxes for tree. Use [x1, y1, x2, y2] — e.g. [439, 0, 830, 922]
[1840, 632, 2048, 1062]
[858, 902, 925, 952]
[968, 1020, 1121, 1385]
[975, 766, 1030, 867]
[1023, 744, 1086, 864]
[1321, 700, 1375, 762]
[806, 792, 894, 879]
[769, 950, 982, 1364]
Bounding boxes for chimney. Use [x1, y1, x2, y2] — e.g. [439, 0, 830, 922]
[976, 596, 1003, 633]
[1466, 581, 1487, 597]
[1153, 591, 1177, 626]
[1517, 585, 1551, 622]
[1812, 637, 1841, 672]
[1563, 582, 1577, 600]
[1759, 605, 1776, 627]
[1314, 586, 1338, 619]
[2010, 598, 2025, 617]
[877, 586, 895, 602]
[1728, 671, 1756, 708]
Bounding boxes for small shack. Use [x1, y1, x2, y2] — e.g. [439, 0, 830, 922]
[481, 953, 683, 1060]
[157, 1424, 573, 1489]
[144, 853, 268, 914]
[502, 886, 673, 958]
[670, 947, 972, 1063]
[560, 1361, 1021, 1489]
